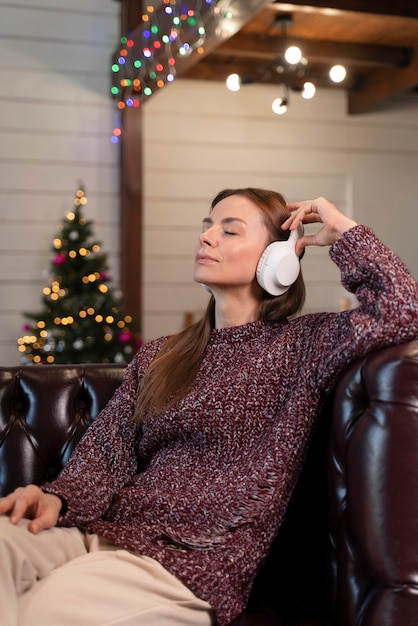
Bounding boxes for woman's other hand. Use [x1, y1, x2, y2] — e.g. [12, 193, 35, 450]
[0, 485, 63, 533]
[283, 197, 358, 255]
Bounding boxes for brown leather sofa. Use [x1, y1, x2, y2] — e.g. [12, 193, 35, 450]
[1, 340, 417, 626]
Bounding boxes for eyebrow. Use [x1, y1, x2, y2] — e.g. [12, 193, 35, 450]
[202, 216, 247, 226]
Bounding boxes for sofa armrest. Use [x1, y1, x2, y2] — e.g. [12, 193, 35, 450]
[328, 340, 418, 626]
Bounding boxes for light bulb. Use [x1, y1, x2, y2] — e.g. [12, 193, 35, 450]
[302, 81, 316, 99]
[226, 73, 241, 92]
[329, 64, 346, 83]
[285, 45, 302, 65]
[272, 98, 288, 115]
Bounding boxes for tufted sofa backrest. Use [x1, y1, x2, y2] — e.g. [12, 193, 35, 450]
[0, 364, 126, 496]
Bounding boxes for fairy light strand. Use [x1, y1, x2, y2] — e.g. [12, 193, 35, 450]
[111, 0, 232, 143]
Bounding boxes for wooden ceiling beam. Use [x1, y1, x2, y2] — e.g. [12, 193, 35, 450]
[348, 47, 418, 114]
[182, 57, 359, 90]
[210, 33, 410, 68]
[271, 0, 418, 20]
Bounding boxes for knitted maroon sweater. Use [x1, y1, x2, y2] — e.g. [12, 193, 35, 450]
[44, 226, 417, 625]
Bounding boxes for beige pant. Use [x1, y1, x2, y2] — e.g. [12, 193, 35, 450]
[0, 516, 214, 626]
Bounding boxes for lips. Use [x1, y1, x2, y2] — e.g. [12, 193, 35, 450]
[195, 253, 218, 264]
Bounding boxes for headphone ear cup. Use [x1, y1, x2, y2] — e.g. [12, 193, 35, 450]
[256, 225, 303, 296]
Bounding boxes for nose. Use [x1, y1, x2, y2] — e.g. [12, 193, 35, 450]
[199, 228, 216, 247]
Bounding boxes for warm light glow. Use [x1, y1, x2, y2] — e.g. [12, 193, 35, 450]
[272, 98, 288, 115]
[302, 81, 316, 99]
[226, 73, 241, 92]
[330, 64, 346, 83]
[285, 45, 302, 65]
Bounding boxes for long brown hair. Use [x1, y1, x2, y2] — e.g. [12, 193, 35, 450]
[133, 187, 305, 423]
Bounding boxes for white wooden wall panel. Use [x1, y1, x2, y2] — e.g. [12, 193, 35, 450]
[0, 5, 116, 41]
[0, 0, 119, 365]
[0, 40, 114, 76]
[0, 191, 119, 222]
[0, 131, 114, 163]
[1, 0, 112, 9]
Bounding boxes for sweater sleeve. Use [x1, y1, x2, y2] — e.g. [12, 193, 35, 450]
[42, 352, 142, 526]
[304, 224, 417, 391]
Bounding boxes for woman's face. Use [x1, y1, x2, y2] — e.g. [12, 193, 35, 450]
[193, 194, 269, 292]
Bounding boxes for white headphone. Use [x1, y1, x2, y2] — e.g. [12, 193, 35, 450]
[256, 224, 304, 296]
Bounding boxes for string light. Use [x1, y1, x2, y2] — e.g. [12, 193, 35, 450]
[226, 73, 241, 91]
[330, 64, 347, 83]
[111, 1, 228, 142]
[302, 81, 316, 99]
[226, 13, 345, 115]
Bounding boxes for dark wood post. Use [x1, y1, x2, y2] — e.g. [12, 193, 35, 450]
[118, 0, 143, 334]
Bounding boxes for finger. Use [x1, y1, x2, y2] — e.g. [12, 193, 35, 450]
[282, 208, 321, 231]
[286, 201, 310, 210]
[8, 485, 39, 524]
[0, 493, 18, 515]
[295, 233, 320, 254]
[28, 510, 56, 534]
[28, 495, 62, 534]
[0, 487, 26, 516]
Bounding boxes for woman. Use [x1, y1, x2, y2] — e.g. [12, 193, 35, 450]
[0, 189, 416, 626]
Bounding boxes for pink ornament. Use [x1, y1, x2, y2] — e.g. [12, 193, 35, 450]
[100, 272, 109, 281]
[23, 324, 31, 331]
[53, 253, 67, 266]
[118, 330, 133, 344]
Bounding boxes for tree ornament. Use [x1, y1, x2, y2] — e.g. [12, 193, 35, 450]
[118, 330, 133, 344]
[53, 252, 67, 266]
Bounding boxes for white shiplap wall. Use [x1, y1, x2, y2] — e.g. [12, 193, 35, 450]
[0, 0, 120, 365]
[142, 79, 418, 342]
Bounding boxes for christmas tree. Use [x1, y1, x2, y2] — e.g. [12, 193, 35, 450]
[17, 186, 141, 364]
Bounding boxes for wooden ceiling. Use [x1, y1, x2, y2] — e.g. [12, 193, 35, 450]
[178, 0, 418, 114]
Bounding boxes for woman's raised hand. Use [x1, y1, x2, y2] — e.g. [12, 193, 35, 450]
[0, 485, 63, 534]
[283, 197, 358, 255]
